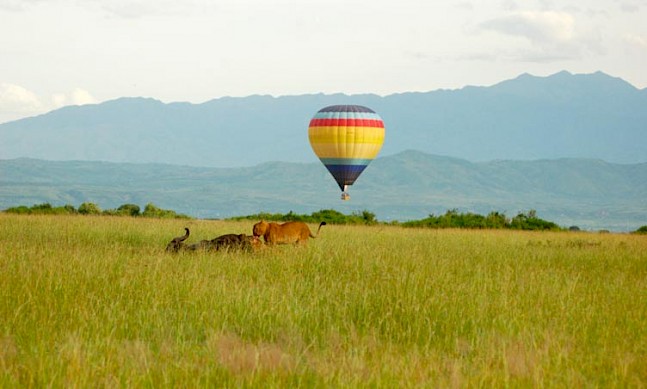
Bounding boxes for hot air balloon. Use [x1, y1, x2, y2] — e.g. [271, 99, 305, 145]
[308, 105, 385, 200]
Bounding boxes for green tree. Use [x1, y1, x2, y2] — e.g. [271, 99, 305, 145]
[510, 210, 560, 231]
[310, 209, 348, 224]
[32, 203, 53, 212]
[634, 225, 647, 234]
[142, 203, 189, 219]
[78, 202, 101, 215]
[357, 210, 377, 225]
[117, 203, 141, 217]
[4, 205, 31, 214]
[485, 211, 508, 229]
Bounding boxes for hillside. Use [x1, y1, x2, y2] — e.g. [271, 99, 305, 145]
[1, 71, 646, 166]
[1, 152, 645, 231]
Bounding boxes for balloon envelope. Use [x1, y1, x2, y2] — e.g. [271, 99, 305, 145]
[308, 105, 385, 196]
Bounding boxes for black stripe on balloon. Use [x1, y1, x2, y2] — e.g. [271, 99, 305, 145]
[318, 105, 375, 113]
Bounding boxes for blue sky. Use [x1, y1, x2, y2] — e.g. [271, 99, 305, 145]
[1, 0, 646, 124]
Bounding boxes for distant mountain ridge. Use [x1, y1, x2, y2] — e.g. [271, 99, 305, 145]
[1, 71, 646, 166]
[1, 152, 645, 231]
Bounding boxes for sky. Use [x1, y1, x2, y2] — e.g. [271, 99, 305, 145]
[1, 0, 646, 124]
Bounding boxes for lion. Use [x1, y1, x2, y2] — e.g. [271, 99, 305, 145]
[252, 220, 326, 245]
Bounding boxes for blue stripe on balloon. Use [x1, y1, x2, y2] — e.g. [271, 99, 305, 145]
[323, 164, 369, 190]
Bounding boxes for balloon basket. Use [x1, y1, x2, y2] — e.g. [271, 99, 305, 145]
[341, 192, 350, 201]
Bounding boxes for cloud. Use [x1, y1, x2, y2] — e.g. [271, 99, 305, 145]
[455, 2, 474, 11]
[0, 0, 48, 12]
[480, 11, 575, 45]
[0, 83, 96, 123]
[0, 0, 202, 18]
[98, 1, 160, 18]
[51, 88, 97, 108]
[474, 10, 608, 62]
[619, 2, 641, 13]
[89, 0, 210, 18]
[624, 34, 647, 50]
[0, 83, 44, 113]
[501, 0, 519, 11]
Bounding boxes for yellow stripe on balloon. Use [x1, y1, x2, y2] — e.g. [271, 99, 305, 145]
[309, 142, 383, 159]
[308, 127, 385, 144]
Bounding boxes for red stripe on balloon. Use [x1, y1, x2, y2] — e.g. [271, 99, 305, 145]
[309, 118, 384, 128]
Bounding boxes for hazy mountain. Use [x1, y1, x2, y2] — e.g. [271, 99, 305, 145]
[1, 71, 646, 166]
[2, 152, 645, 231]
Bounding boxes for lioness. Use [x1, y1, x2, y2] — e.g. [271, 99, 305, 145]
[252, 221, 326, 245]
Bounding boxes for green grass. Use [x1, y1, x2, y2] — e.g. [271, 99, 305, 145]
[1, 214, 646, 387]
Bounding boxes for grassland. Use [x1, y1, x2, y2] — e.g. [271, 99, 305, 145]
[1, 214, 646, 387]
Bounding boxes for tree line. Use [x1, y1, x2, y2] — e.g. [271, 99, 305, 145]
[3, 202, 189, 219]
[5, 202, 646, 233]
[231, 209, 561, 231]
[400, 209, 562, 231]
[229, 209, 379, 226]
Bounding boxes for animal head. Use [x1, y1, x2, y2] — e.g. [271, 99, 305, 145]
[252, 220, 269, 237]
[166, 227, 190, 252]
[246, 235, 263, 250]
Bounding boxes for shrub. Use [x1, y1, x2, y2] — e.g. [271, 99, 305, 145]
[634, 226, 647, 234]
[310, 209, 348, 224]
[510, 210, 561, 231]
[4, 203, 77, 215]
[355, 210, 378, 225]
[4, 205, 31, 214]
[142, 203, 189, 219]
[227, 209, 378, 225]
[78, 202, 101, 215]
[116, 203, 141, 217]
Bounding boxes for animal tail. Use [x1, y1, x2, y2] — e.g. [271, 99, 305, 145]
[310, 221, 327, 238]
[166, 227, 190, 252]
[178, 227, 190, 242]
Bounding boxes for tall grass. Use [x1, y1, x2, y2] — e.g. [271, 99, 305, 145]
[1, 214, 645, 387]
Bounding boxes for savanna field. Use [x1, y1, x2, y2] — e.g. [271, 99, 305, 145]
[1, 214, 646, 387]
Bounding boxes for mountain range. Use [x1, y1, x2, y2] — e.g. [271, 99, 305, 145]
[1, 152, 645, 232]
[1, 71, 646, 166]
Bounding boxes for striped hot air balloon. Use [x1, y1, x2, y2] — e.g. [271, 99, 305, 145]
[308, 105, 385, 200]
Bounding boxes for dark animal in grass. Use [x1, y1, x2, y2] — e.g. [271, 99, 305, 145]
[166, 227, 190, 252]
[166, 229, 262, 253]
[210, 233, 263, 252]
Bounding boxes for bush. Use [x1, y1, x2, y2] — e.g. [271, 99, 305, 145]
[142, 203, 189, 219]
[510, 210, 561, 231]
[310, 209, 348, 224]
[634, 226, 647, 234]
[401, 209, 561, 231]
[229, 209, 379, 225]
[78, 202, 101, 215]
[4, 205, 32, 214]
[355, 210, 378, 225]
[102, 204, 141, 216]
[4, 203, 77, 215]
[402, 209, 492, 229]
